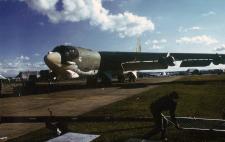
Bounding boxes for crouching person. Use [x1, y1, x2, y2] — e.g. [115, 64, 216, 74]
[144, 91, 180, 141]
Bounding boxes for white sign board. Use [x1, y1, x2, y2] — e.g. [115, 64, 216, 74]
[126, 138, 160, 142]
[47, 132, 100, 142]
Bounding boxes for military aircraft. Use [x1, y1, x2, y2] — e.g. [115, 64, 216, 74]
[44, 45, 225, 85]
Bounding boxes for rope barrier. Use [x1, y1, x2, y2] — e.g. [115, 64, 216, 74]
[163, 115, 225, 132]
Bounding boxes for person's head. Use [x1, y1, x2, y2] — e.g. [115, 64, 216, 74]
[169, 91, 179, 100]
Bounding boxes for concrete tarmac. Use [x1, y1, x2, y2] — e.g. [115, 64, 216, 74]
[0, 76, 181, 140]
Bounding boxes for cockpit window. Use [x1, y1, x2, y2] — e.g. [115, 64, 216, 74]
[53, 45, 79, 63]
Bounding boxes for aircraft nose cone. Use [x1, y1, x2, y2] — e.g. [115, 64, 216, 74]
[44, 52, 61, 68]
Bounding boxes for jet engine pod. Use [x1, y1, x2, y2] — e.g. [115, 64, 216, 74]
[180, 59, 211, 67]
[158, 56, 175, 66]
[213, 55, 225, 65]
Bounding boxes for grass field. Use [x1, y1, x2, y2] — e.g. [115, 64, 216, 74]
[10, 75, 225, 142]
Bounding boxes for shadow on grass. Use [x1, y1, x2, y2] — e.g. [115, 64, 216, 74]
[89, 126, 152, 134]
[171, 129, 225, 142]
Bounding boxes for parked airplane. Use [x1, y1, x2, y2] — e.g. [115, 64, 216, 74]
[44, 45, 225, 85]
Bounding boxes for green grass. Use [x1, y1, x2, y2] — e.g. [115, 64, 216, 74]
[9, 75, 225, 142]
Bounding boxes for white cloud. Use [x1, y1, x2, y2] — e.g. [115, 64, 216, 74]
[145, 39, 167, 45]
[215, 44, 225, 52]
[192, 27, 201, 30]
[102, 0, 114, 2]
[156, 31, 161, 34]
[34, 53, 40, 56]
[202, 11, 216, 17]
[17, 55, 30, 61]
[178, 26, 201, 33]
[176, 35, 218, 45]
[145, 38, 167, 49]
[20, 0, 154, 38]
[160, 39, 167, 43]
[64, 42, 72, 45]
[0, 55, 47, 76]
[152, 44, 161, 49]
[39, 22, 45, 26]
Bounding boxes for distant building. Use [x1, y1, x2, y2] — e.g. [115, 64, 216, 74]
[186, 69, 224, 75]
[200, 69, 224, 75]
[137, 71, 163, 78]
[16, 71, 40, 81]
[186, 69, 200, 75]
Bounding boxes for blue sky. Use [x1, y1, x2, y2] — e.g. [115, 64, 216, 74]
[1, 0, 225, 76]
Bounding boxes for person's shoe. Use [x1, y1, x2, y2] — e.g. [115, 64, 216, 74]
[162, 137, 168, 142]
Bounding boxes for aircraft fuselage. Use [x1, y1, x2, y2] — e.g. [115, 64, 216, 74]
[44, 45, 102, 79]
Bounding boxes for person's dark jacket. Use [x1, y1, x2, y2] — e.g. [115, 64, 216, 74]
[150, 95, 177, 123]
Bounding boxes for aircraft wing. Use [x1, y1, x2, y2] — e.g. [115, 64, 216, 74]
[99, 52, 225, 71]
[171, 53, 225, 67]
[170, 53, 225, 60]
